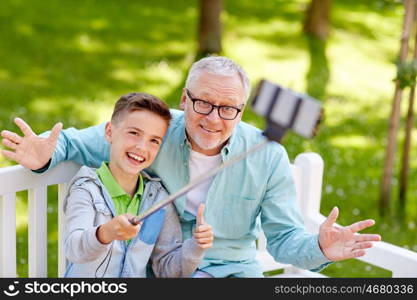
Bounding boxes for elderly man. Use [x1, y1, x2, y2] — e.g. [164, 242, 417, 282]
[1, 56, 380, 277]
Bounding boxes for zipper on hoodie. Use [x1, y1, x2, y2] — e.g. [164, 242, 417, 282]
[119, 181, 161, 276]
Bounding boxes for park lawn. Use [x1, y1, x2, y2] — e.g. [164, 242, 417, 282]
[0, 0, 416, 277]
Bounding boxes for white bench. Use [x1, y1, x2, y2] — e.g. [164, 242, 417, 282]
[1, 153, 417, 277]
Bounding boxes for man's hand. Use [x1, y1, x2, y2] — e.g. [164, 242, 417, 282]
[1, 118, 62, 170]
[97, 214, 141, 244]
[319, 207, 381, 261]
[193, 204, 213, 250]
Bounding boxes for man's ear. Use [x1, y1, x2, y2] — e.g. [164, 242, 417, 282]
[104, 122, 112, 143]
[240, 102, 247, 117]
[179, 88, 187, 110]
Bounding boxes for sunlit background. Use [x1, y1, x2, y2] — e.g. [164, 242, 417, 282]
[0, 0, 416, 277]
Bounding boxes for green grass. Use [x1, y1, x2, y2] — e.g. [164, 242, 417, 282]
[1, 0, 416, 277]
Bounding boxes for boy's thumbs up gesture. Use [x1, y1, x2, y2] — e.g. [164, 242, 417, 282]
[193, 203, 213, 250]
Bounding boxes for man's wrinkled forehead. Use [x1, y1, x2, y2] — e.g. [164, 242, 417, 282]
[189, 72, 246, 105]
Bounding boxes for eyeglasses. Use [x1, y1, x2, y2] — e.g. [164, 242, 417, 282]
[185, 89, 243, 120]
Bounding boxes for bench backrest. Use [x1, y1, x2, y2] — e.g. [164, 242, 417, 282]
[2, 153, 417, 277]
[0, 161, 80, 277]
[0, 153, 323, 277]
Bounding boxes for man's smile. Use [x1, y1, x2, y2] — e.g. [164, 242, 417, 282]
[199, 125, 221, 134]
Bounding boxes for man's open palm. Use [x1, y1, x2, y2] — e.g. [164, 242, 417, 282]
[1, 118, 62, 170]
[319, 207, 381, 261]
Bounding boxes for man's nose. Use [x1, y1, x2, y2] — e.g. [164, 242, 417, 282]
[205, 108, 222, 123]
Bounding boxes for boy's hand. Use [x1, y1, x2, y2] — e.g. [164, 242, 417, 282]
[97, 214, 141, 244]
[193, 204, 213, 250]
[1, 118, 62, 170]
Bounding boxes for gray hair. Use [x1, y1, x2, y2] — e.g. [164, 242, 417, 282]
[185, 56, 251, 102]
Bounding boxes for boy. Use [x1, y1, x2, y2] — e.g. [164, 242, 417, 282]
[63, 92, 213, 277]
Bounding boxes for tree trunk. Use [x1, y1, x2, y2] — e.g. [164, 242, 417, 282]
[303, 0, 332, 41]
[197, 0, 222, 59]
[399, 17, 417, 208]
[306, 35, 330, 100]
[380, 0, 416, 216]
[399, 80, 415, 208]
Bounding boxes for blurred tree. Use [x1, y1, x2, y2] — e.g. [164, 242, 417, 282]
[399, 15, 417, 210]
[303, 0, 332, 40]
[380, 0, 416, 216]
[303, 0, 332, 101]
[197, 0, 222, 59]
[305, 31, 330, 100]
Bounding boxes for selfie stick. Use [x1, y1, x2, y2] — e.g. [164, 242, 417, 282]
[129, 79, 323, 225]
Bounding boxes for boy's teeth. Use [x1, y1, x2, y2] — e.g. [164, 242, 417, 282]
[128, 153, 145, 162]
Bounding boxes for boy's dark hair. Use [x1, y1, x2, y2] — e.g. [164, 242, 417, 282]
[111, 92, 172, 125]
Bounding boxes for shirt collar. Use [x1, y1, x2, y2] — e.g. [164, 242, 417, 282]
[96, 162, 143, 198]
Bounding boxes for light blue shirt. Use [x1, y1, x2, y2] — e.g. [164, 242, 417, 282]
[42, 109, 331, 277]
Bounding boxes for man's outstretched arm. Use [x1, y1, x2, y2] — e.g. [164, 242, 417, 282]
[261, 144, 332, 271]
[261, 144, 381, 271]
[1, 118, 109, 172]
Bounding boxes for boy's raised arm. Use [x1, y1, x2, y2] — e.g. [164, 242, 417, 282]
[1, 118, 110, 172]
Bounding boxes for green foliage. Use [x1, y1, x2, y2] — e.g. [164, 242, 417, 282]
[1, 0, 416, 278]
[395, 59, 417, 89]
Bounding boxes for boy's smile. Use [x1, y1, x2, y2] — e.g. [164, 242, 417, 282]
[126, 152, 145, 164]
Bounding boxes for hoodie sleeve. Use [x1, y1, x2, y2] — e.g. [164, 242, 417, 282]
[64, 184, 111, 264]
[150, 202, 205, 278]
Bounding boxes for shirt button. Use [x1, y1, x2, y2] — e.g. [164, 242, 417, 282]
[149, 193, 153, 197]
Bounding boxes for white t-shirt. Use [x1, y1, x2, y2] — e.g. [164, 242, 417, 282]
[185, 150, 222, 215]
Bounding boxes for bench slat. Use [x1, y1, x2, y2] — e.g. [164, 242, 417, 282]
[28, 187, 48, 277]
[58, 183, 67, 277]
[0, 193, 17, 277]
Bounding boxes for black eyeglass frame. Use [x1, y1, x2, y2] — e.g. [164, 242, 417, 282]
[185, 89, 244, 120]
